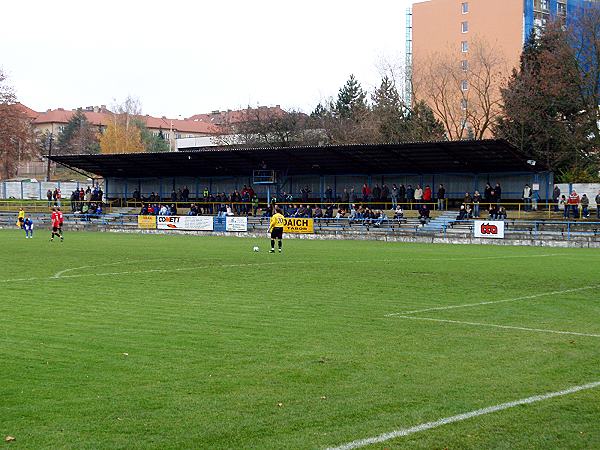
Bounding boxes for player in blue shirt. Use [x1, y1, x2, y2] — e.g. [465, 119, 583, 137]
[23, 216, 34, 239]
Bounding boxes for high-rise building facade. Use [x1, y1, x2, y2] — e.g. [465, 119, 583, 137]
[409, 0, 599, 138]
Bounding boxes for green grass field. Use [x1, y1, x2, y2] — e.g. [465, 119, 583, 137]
[1, 229, 599, 449]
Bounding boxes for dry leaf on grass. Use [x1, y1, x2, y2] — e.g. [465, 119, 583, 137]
[5, 436, 16, 442]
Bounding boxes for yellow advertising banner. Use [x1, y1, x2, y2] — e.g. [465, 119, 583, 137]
[138, 215, 157, 229]
[283, 218, 314, 234]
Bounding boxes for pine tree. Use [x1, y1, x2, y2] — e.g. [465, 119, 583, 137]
[333, 74, 368, 120]
[56, 110, 99, 154]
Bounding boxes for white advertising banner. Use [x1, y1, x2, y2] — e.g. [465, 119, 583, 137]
[474, 220, 505, 239]
[157, 216, 213, 231]
[226, 216, 248, 232]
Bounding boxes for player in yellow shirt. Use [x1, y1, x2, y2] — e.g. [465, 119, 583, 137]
[268, 207, 285, 253]
[16, 208, 25, 228]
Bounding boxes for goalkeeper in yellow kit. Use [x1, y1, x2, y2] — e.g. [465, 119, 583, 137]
[268, 207, 285, 253]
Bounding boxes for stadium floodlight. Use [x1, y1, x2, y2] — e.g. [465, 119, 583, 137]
[527, 159, 536, 166]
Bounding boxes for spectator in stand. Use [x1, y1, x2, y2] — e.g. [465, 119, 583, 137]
[488, 204, 498, 220]
[335, 207, 347, 219]
[182, 186, 190, 203]
[349, 187, 356, 206]
[559, 195, 568, 218]
[484, 183, 492, 201]
[393, 205, 404, 221]
[341, 188, 350, 206]
[372, 184, 381, 206]
[596, 190, 600, 219]
[456, 204, 468, 220]
[306, 204, 313, 218]
[56, 188, 62, 206]
[553, 185, 561, 212]
[437, 184, 445, 211]
[324, 204, 334, 218]
[581, 194, 590, 218]
[463, 192, 472, 206]
[325, 186, 333, 203]
[301, 185, 311, 203]
[423, 185, 432, 207]
[171, 189, 177, 203]
[252, 195, 259, 216]
[472, 191, 481, 218]
[361, 183, 371, 203]
[397, 183, 406, 207]
[406, 184, 415, 210]
[568, 190, 580, 218]
[159, 204, 169, 215]
[497, 206, 507, 220]
[188, 204, 198, 216]
[314, 205, 323, 218]
[495, 183, 502, 205]
[47, 189, 53, 206]
[374, 210, 386, 227]
[522, 184, 532, 211]
[170, 204, 178, 215]
[296, 205, 308, 217]
[414, 184, 423, 208]
[391, 184, 399, 209]
[381, 183, 390, 207]
[488, 189, 497, 205]
[140, 204, 148, 215]
[418, 204, 430, 225]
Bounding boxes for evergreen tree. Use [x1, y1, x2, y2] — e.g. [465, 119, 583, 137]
[495, 21, 592, 175]
[333, 74, 368, 120]
[56, 109, 99, 154]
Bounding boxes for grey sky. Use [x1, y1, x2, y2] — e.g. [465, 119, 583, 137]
[1, 0, 418, 118]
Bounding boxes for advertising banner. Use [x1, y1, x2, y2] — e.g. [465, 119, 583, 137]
[474, 220, 505, 239]
[137, 215, 157, 229]
[226, 216, 248, 232]
[157, 216, 213, 231]
[213, 217, 227, 232]
[283, 218, 314, 234]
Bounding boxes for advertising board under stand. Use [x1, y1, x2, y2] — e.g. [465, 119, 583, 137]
[226, 216, 248, 232]
[473, 220, 505, 239]
[283, 218, 314, 234]
[157, 216, 213, 231]
[137, 215, 157, 229]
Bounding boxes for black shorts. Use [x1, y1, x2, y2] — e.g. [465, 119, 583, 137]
[52, 226, 59, 232]
[271, 227, 283, 239]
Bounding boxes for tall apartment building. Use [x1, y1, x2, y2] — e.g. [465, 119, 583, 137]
[409, 0, 599, 138]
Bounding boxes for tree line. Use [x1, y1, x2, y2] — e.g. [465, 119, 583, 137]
[1, 11, 600, 181]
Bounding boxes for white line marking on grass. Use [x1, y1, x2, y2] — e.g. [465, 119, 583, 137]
[392, 315, 600, 338]
[385, 284, 600, 317]
[52, 259, 163, 279]
[326, 381, 600, 450]
[0, 253, 567, 285]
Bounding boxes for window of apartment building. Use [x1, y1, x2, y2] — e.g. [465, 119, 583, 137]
[461, 98, 468, 110]
[461, 41, 468, 52]
[461, 21, 469, 33]
[461, 60, 469, 71]
[557, 1, 566, 16]
[461, 2, 469, 14]
[461, 80, 469, 91]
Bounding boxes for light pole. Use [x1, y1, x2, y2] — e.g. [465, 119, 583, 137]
[45, 132, 54, 182]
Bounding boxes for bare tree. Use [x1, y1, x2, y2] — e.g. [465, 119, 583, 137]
[0, 69, 38, 179]
[413, 37, 507, 140]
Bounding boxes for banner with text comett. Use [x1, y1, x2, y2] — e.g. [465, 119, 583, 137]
[137, 215, 157, 229]
[283, 218, 314, 234]
[157, 216, 214, 231]
[473, 220, 505, 239]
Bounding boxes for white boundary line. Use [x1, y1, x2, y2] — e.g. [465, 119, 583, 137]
[393, 315, 600, 338]
[385, 284, 600, 317]
[0, 253, 564, 285]
[326, 381, 600, 450]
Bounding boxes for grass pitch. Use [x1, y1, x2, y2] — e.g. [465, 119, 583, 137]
[1, 230, 599, 449]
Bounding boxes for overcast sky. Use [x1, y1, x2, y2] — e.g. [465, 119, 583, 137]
[1, 0, 420, 118]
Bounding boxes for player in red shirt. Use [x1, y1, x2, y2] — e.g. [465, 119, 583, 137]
[50, 207, 64, 242]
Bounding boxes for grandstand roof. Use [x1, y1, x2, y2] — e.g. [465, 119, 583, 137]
[49, 140, 546, 178]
